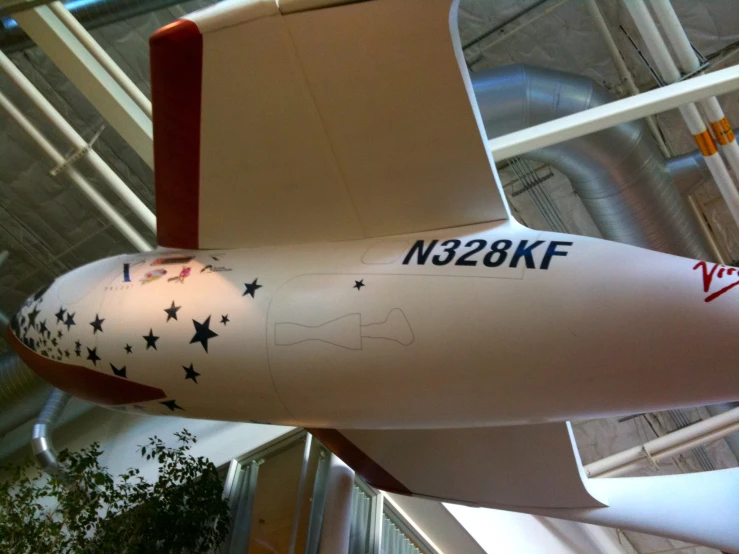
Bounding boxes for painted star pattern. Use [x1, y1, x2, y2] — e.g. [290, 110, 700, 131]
[87, 347, 101, 366]
[243, 278, 262, 298]
[38, 320, 49, 337]
[160, 400, 184, 412]
[28, 306, 40, 328]
[190, 317, 218, 353]
[220, 315, 229, 326]
[90, 314, 105, 334]
[64, 312, 76, 330]
[143, 329, 159, 350]
[164, 301, 181, 322]
[110, 363, 127, 378]
[183, 364, 200, 384]
[354, 279, 365, 290]
[55, 307, 66, 323]
[124, 344, 133, 354]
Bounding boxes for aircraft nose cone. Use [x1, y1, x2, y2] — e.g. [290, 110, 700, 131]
[6, 278, 167, 407]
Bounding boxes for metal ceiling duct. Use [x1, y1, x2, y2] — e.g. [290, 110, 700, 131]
[0, 352, 52, 438]
[31, 388, 70, 475]
[473, 64, 712, 261]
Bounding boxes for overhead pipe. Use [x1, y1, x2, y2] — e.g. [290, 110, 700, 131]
[584, 0, 671, 158]
[623, 0, 739, 230]
[0, 90, 153, 251]
[0, 50, 157, 233]
[474, 64, 712, 260]
[31, 388, 70, 476]
[47, 1, 152, 118]
[585, 406, 739, 477]
[0, 0, 187, 53]
[648, 0, 739, 180]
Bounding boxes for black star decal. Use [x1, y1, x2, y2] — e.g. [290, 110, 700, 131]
[51, 338, 58, 347]
[28, 306, 40, 328]
[183, 363, 200, 383]
[32, 284, 49, 302]
[41, 350, 48, 356]
[221, 314, 229, 326]
[75, 349, 81, 357]
[64, 350, 70, 358]
[38, 320, 49, 337]
[190, 316, 218, 353]
[55, 307, 66, 323]
[56, 348, 62, 356]
[354, 279, 365, 291]
[160, 400, 184, 412]
[57, 330, 63, 338]
[124, 344, 133, 354]
[143, 329, 159, 350]
[86, 347, 101, 366]
[164, 301, 181, 322]
[243, 278, 262, 298]
[64, 312, 76, 331]
[90, 314, 105, 334]
[110, 363, 127, 378]
[75, 340, 82, 350]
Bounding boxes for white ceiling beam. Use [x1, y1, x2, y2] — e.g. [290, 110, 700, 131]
[13, 4, 153, 167]
[488, 64, 739, 162]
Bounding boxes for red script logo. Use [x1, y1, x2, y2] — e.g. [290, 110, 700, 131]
[694, 261, 739, 302]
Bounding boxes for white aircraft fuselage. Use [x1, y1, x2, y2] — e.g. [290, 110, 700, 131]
[9, 220, 739, 427]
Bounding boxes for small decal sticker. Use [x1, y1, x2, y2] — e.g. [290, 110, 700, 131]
[200, 264, 232, 274]
[167, 266, 192, 284]
[151, 256, 194, 266]
[141, 269, 168, 284]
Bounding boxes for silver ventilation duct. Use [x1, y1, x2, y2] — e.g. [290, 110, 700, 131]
[473, 64, 712, 261]
[0, 352, 52, 438]
[474, 64, 739, 461]
[31, 388, 70, 475]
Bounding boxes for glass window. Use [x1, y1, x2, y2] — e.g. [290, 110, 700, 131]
[348, 484, 374, 554]
[221, 432, 329, 554]
[247, 439, 305, 553]
[381, 512, 423, 554]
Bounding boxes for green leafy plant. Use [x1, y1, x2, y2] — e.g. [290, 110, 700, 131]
[0, 429, 230, 553]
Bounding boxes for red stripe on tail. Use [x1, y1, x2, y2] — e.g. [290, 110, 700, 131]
[150, 20, 202, 249]
[308, 428, 412, 495]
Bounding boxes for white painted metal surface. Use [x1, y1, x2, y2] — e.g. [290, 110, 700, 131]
[12, 5, 154, 166]
[0, 50, 156, 233]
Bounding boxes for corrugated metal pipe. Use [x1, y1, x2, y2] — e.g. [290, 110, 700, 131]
[473, 64, 713, 260]
[474, 64, 739, 461]
[0, 352, 52, 438]
[31, 388, 70, 476]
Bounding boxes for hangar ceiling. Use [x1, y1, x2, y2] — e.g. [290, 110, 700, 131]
[1, 1, 738, 552]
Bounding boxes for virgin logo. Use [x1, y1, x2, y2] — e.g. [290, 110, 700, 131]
[694, 261, 739, 302]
